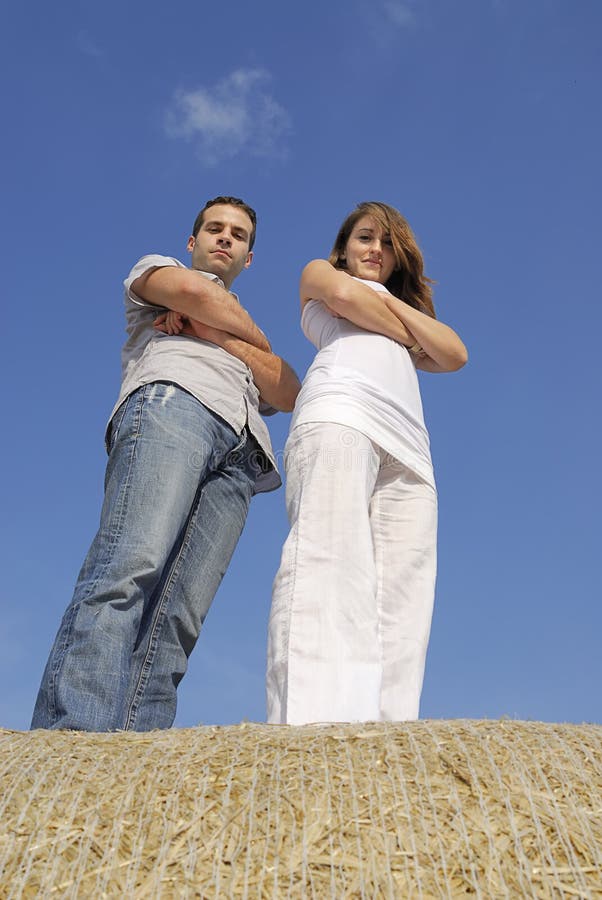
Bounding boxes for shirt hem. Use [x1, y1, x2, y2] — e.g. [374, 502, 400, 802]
[106, 379, 281, 495]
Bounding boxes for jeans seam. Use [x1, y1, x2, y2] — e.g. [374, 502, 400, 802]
[123, 438, 255, 730]
[45, 602, 79, 723]
[122, 441, 222, 730]
[122, 512, 193, 730]
[46, 387, 146, 726]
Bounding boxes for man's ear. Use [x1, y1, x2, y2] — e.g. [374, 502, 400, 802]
[186, 235, 195, 253]
[244, 251, 254, 269]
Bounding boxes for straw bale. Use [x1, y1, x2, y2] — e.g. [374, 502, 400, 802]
[1, 719, 601, 898]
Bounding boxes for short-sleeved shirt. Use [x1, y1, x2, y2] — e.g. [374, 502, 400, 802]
[106, 254, 281, 494]
[291, 278, 434, 488]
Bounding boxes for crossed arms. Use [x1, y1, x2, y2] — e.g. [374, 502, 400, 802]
[132, 256, 465, 412]
[300, 260, 468, 374]
[132, 266, 301, 412]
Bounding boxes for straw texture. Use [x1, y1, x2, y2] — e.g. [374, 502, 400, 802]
[1, 719, 601, 898]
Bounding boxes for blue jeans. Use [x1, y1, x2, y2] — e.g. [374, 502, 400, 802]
[32, 382, 259, 731]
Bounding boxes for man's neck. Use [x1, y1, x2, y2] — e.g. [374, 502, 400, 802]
[191, 265, 228, 290]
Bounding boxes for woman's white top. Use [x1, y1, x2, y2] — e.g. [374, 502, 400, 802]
[291, 277, 434, 487]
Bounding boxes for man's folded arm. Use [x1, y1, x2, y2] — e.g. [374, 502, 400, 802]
[164, 318, 299, 412]
[218, 336, 301, 412]
[131, 266, 270, 352]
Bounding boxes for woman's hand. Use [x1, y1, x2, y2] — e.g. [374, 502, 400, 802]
[383, 294, 468, 372]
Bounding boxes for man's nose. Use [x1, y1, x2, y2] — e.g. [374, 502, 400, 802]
[217, 232, 232, 246]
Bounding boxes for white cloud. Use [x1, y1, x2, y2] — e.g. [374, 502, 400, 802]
[165, 68, 291, 167]
[382, 1, 417, 28]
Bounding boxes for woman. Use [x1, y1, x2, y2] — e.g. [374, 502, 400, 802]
[267, 201, 467, 725]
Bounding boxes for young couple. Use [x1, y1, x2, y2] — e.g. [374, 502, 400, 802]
[31, 196, 467, 733]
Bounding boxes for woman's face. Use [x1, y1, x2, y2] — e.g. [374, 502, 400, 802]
[343, 215, 397, 284]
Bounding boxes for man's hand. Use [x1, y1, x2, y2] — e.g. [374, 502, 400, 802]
[154, 313, 245, 350]
[155, 312, 274, 357]
[154, 310, 187, 335]
[133, 266, 270, 352]
[153, 311, 296, 410]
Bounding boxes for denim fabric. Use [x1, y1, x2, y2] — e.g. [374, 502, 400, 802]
[32, 382, 258, 732]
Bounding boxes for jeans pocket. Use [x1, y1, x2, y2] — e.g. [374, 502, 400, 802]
[245, 434, 270, 479]
[106, 396, 131, 454]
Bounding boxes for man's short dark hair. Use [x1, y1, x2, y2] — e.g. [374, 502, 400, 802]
[192, 196, 257, 250]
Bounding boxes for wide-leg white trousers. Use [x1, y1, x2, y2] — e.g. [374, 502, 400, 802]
[266, 422, 438, 725]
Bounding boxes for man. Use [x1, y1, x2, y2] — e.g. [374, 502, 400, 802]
[32, 196, 300, 732]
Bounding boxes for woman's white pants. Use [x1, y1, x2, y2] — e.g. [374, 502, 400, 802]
[266, 423, 438, 725]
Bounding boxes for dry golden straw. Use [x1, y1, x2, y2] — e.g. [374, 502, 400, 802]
[1, 719, 601, 898]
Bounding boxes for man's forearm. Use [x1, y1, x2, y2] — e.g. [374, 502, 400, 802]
[214, 333, 300, 412]
[162, 316, 299, 411]
[132, 267, 270, 351]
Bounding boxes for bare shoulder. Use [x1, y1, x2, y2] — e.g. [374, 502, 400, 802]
[300, 259, 348, 307]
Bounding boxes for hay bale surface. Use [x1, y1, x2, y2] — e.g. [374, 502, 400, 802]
[1, 720, 601, 898]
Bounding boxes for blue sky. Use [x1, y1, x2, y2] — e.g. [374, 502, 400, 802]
[1, 0, 600, 730]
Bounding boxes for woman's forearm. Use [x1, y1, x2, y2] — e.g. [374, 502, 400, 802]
[384, 294, 468, 372]
[301, 260, 413, 345]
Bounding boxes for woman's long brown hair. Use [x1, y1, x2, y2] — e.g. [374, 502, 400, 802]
[328, 201, 435, 318]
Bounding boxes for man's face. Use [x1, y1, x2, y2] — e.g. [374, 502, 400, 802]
[187, 204, 254, 288]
